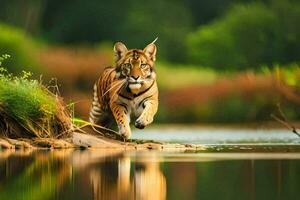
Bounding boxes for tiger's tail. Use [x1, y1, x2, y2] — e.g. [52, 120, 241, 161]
[89, 83, 102, 124]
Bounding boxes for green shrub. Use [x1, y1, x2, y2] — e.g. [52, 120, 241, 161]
[41, 0, 192, 62]
[158, 93, 284, 123]
[186, 2, 300, 70]
[0, 58, 56, 123]
[0, 55, 65, 138]
[0, 23, 38, 73]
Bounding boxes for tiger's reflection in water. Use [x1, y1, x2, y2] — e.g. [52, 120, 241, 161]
[89, 152, 166, 200]
[0, 149, 166, 200]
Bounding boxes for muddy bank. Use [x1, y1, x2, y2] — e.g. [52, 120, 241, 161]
[0, 131, 205, 151]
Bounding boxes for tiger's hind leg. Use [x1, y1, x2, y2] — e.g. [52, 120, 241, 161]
[89, 104, 103, 125]
[89, 90, 115, 129]
[89, 84, 104, 125]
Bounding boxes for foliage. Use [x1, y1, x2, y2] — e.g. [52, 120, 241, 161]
[187, 1, 300, 70]
[118, 0, 193, 62]
[279, 66, 300, 88]
[0, 23, 38, 73]
[0, 0, 299, 67]
[0, 55, 72, 138]
[0, 56, 56, 123]
[0, 0, 300, 67]
[158, 93, 300, 124]
[156, 65, 300, 123]
[159, 96, 262, 123]
[40, 0, 193, 62]
[156, 62, 218, 90]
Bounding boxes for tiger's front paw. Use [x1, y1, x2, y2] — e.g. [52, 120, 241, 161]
[135, 115, 153, 129]
[118, 124, 131, 139]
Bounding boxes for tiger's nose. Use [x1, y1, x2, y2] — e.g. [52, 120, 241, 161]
[131, 76, 140, 80]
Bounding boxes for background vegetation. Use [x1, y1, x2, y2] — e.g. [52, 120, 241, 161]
[0, 0, 299, 124]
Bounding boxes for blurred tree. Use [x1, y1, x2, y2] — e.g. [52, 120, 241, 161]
[0, 0, 300, 66]
[0, 23, 38, 73]
[40, 0, 128, 43]
[119, 0, 193, 62]
[187, 0, 300, 70]
[40, 0, 193, 62]
[185, 0, 232, 26]
[0, 0, 45, 34]
[184, 0, 270, 26]
[271, 0, 300, 63]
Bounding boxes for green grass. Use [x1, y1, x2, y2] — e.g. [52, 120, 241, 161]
[156, 62, 218, 90]
[0, 55, 66, 137]
[0, 67, 56, 123]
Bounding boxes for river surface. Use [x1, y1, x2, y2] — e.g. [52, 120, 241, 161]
[1, 127, 300, 200]
[132, 126, 300, 144]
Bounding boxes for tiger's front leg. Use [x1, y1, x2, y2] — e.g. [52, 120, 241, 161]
[110, 103, 131, 139]
[135, 100, 158, 129]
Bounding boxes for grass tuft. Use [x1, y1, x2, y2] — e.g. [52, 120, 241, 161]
[0, 69, 56, 122]
[0, 55, 72, 138]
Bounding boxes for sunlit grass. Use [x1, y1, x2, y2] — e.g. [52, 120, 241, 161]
[72, 117, 92, 126]
[0, 54, 72, 138]
[0, 67, 56, 123]
[0, 75, 56, 122]
[156, 62, 218, 90]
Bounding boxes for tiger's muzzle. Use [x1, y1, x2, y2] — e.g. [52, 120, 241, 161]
[128, 77, 143, 90]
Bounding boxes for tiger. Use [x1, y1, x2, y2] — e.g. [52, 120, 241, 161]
[89, 39, 159, 139]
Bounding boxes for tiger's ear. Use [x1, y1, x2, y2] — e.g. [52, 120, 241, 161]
[114, 42, 128, 61]
[143, 39, 157, 61]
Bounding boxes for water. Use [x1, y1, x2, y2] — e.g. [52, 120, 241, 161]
[132, 127, 300, 144]
[1, 127, 300, 200]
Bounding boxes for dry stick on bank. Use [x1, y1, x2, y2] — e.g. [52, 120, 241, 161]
[271, 103, 300, 138]
[272, 69, 300, 137]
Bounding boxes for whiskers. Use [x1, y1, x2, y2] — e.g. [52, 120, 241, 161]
[111, 80, 127, 100]
[101, 79, 127, 99]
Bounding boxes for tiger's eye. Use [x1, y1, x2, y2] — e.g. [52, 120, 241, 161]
[122, 63, 131, 75]
[123, 63, 131, 68]
[141, 64, 148, 69]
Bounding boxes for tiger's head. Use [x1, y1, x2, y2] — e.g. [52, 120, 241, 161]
[114, 39, 157, 94]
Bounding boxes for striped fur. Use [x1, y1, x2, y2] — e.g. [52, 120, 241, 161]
[89, 41, 159, 139]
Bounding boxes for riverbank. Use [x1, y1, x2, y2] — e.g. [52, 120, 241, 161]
[2, 125, 300, 152]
